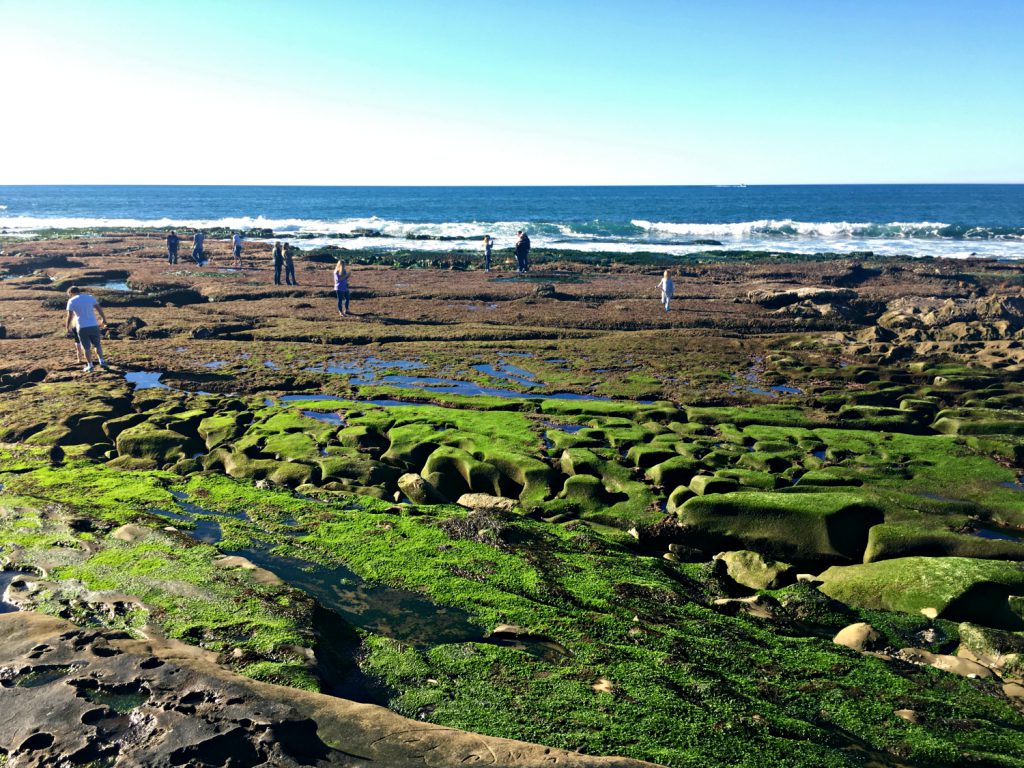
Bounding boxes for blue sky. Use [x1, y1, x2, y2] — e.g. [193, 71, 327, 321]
[2, 0, 1022, 184]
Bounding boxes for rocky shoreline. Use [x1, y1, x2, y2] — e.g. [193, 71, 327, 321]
[1, 232, 1023, 767]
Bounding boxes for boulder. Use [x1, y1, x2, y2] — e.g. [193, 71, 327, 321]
[688, 475, 739, 496]
[677, 492, 884, 565]
[818, 557, 1024, 629]
[832, 622, 882, 652]
[958, 622, 1024, 675]
[715, 550, 796, 590]
[397, 473, 448, 505]
[115, 425, 196, 464]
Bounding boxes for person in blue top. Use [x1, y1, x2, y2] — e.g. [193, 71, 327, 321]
[191, 230, 206, 265]
[166, 231, 180, 265]
[334, 260, 350, 317]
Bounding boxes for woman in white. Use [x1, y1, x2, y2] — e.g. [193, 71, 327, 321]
[658, 269, 674, 312]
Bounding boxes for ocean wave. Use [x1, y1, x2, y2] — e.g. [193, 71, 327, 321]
[632, 219, 1024, 241]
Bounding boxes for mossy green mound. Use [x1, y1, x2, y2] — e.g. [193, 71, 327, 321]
[819, 557, 1024, 629]
[678, 492, 884, 565]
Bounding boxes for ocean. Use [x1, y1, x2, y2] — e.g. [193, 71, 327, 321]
[1, 184, 1022, 260]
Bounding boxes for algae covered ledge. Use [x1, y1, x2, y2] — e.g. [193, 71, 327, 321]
[1, 234, 1024, 767]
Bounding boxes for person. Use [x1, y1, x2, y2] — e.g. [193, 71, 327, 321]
[166, 231, 180, 265]
[284, 244, 297, 285]
[658, 269, 674, 312]
[334, 260, 350, 317]
[514, 230, 531, 273]
[482, 234, 493, 272]
[231, 232, 243, 267]
[191, 230, 206, 265]
[65, 286, 108, 372]
[272, 242, 284, 284]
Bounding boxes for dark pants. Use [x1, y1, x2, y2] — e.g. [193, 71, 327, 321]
[336, 289, 350, 314]
[274, 261, 283, 284]
[192, 246, 204, 264]
[484, 249, 491, 271]
[168, 246, 178, 264]
[285, 262, 296, 285]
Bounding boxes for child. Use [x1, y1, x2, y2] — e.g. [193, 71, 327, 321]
[658, 270, 674, 312]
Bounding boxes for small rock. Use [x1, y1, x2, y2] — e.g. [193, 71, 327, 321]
[1003, 682, 1024, 698]
[919, 607, 939, 619]
[895, 709, 919, 724]
[456, 493, 517, 514]
[833, 623, 882, 652]
[592, 677, 614, 695]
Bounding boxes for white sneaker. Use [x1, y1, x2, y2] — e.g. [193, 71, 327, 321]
[83, 364, 94, 373]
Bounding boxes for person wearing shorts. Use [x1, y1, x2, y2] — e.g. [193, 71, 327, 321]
[65, 286, 109, 372]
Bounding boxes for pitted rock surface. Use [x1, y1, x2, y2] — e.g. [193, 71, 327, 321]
[0, 612, 654, 767]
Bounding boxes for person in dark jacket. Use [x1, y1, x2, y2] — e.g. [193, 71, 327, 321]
[272, 242, 284, 284]
[166, 231, 180, 265]
[191, 230, 206, 265]
[514, 230, 531, 273]
[284, 244, 297, 285]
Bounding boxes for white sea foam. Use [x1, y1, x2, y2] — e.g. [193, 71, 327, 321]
[3, 214, 1024, 260]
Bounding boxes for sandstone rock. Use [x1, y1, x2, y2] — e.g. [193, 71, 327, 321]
[898, 647, 993, 679]
[833, 622, 882, 652]
[213, 555, 284, 586]
[747, 286, 856, 310]
[714, 550, 796, 590]
[112, 524, 151, 543]
[0, 612, 649, 767]
[1004, 682, 1024, 698]
[456, 493, 517, 513]
[712, 594, 781, 620]
[397, 472, 447, 504]
[895, 709, 919, 723]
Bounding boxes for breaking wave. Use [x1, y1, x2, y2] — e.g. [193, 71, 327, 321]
[631, 219, 1024, 241]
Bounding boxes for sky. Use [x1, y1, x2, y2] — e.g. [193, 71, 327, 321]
[1, 0, 1022, 185]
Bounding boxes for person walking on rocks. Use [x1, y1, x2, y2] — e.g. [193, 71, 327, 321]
[65, 286, 109, 372]
[272, 242, 285, 284]
[284, 244, 297, 285]
[658, 269, 674, 312]
[514, 230, 531, 273]
[191, 230, 206, 265]
[231, 232, 243, 267]
[483, 234, 493, 272]
[166, 231, 180, 265]
[334, 260, 350, 317]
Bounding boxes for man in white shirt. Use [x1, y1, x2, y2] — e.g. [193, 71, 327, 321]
[65, 286, 109, 372]
[232, 232, 243, 267]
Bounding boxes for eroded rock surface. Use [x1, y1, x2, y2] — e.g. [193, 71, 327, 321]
[0, 612, 653, 767]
